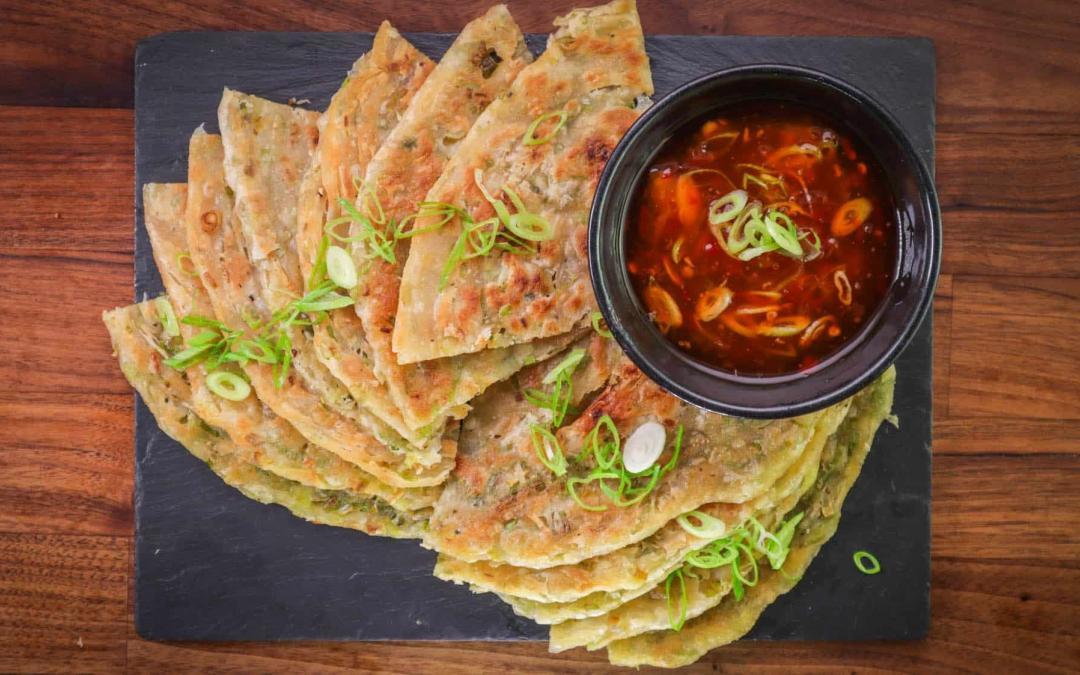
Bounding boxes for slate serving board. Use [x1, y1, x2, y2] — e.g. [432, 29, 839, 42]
[133, 32, 934, 642]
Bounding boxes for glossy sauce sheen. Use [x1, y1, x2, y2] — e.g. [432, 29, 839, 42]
[627, 105, 896, 375]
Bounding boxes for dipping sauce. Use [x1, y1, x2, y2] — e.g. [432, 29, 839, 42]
[627, 104, 896, 375]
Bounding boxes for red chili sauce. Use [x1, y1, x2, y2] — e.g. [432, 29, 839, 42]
[627, 105, 896, 375]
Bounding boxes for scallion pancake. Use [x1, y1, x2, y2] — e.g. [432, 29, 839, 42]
[184, 128, 451, 489]
[103, 299, 428, 539]
[425, 343, 835, 568]
[603, 368, 896, 667]
[433, 398, 841, 604]
[294, 22, 441, 445]
[349, 6, 581, 433]
[393, 0, 653, 364]
[495, 401, 847, 626]
[143, 182, 433, 511]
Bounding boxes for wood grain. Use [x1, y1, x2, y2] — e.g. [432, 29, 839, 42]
[0, 0, 1076, 671]
[0, 534, 129, 674]
[2, 0, 1078, 135]
[948, 276, 1079, 420]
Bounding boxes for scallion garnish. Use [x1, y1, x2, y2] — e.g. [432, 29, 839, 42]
[523, 109, 569, 146]
[524, 348, 586, 428]
[665, 511, 804, 630]
[676, 510, 728, 540]
[155, 297, 180, 338]
[205, 371, 251, 401]
[853, 550, 881, 575]
[564, 417, 683, 511]
[530, 424, 568, 477]
[665, 568, 688, 631]
[325, 245, 357, 290]
[590, 311, 613, 339]
[437, 171, 553, 289]
[708, 189, 821, 263]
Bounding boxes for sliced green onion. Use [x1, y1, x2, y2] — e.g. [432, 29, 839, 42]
[707, 189, 748, 225]
[523, 109, 569, 146]
[764, 212, 802, 256]
[566, 473, 612, 512]
[665, 568, 688, 631]
[272, 331, 292, 388]
[542, 348, 586, 385]
[506, 212, 552, 242]
[206, 371, 251, 401]
[677, 510, 728, 540]
[587, 415, 621, 471]
[530, 425, 567, 477]
[163, 342, 214, 370]
[181, 315, 227, 330]
[590, 311, 613, 339]
[155, 298, 180, 338]
[296, 291, 353, 312]
[325, 245, 357, 290]
[853, 550, 881, 575]
[232, 338, 278, 365]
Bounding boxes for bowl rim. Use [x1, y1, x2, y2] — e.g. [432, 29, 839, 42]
[588, 63, 942, 418]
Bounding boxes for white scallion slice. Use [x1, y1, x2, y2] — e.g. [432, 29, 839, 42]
[325, 245, 358, 290]
[622, 421, 666, 473]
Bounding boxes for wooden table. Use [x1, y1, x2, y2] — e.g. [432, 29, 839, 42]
[1, 1, 1077, 671]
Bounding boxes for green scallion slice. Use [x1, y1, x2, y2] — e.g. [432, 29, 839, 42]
[853, 550, 881, 575]
[523, 109, 569, 146]
[155, 298, 180, 338]
[206, 371, 251, 401]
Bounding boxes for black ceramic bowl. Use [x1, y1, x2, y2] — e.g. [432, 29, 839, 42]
[589, 64, 941, 418]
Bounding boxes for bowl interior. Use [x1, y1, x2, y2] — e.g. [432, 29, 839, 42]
[590, 66, 940, 417]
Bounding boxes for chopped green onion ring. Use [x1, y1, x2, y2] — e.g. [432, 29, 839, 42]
[853, 550, 881, 575]
[677, 510, 728, 540]
[155, 298, 180, 338]
[530, 424, 567, 476]
[708, 189, 749, 225]
[590, 311, 613, 339]
[206, 371, 251, 401]
[542, 348, 586, 385]
[523, 109, 569, 146]
[665, 568, 689, 631]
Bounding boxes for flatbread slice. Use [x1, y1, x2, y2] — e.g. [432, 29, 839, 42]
[393, 0, 653, 363]
[433, 399, 839, 604]
[184, 128, 451, 488]
[294, 22, 443, 443]
[348, 5, 578, 433]
[143, 182, 435, 511]
[103, 299, 428, 539]
[604, 368, 896, 667]
[425, 339, 838, 568]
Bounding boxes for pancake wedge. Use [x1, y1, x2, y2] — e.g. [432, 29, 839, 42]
[426, 344, 833, 568]
[347, 6, 579, 433]
[603, 368, 896, 667]
[393, 0, 653, 363]
[143, 182, 435, 511]
[434, 399, 840, 604]
[184, 127, 451, 489]
[103, 299, 428, 539]
[294, 22, 442, 444]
